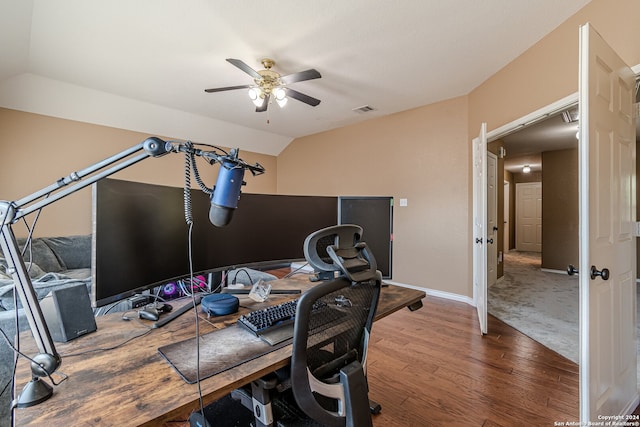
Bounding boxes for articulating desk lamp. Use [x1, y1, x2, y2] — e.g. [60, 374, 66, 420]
[0, 136, 264, 408]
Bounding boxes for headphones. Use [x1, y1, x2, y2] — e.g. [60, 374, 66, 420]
[201, 293, 239, 316]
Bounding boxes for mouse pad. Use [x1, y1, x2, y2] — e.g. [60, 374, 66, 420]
[158, 324, 291, 384]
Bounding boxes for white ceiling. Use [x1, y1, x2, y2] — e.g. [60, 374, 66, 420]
[0, 0, 592, 156]
[502, 109, 579, 173]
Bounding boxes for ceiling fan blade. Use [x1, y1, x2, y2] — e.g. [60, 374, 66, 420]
[284, 88, 321, 107]
[204, 84, 252, 93]
[255, 94, 270, 112]
[279, 69, 321, 85]
[226, 58, 262, 80]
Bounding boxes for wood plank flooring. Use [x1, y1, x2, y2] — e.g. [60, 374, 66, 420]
[366, 295, 580, 426]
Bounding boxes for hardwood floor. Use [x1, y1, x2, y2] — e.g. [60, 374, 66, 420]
[167, 284, 640, 426]
[366, 295, 580, 426]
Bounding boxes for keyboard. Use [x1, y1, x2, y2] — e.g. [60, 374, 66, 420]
[237, 298, 344, 342]
[237, 299, 298, 335]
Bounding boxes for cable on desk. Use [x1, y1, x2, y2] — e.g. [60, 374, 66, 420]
[61, 325, 153, 357]
[186, 220, 207, 416]
[283, 261, 310, 278]
[0, 326, 68, 389]
[231, 268, 254, 286]
[0, 378, 10, 399]
[179, 148, 208, 419]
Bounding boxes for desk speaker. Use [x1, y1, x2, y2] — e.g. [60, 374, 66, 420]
[40, 283, 97, 342]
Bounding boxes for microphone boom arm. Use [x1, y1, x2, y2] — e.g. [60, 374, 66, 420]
[0, 136, 256, 407]
[165, 143, 265, 176]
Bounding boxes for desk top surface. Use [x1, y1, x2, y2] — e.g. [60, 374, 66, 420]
[13, 274, 425, 426]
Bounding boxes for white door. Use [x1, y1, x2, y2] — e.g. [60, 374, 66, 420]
[578, 23, 638, 422]
[472, 123, 488, 335]
[487, 152, 498, 287]
[515, 182, 542, 252]
[504, 181, 510, 254]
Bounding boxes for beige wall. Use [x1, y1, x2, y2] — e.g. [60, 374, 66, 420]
[541, 148, 579, 271]
[0, 108, 278, 238]
[278, 96, 470, 296]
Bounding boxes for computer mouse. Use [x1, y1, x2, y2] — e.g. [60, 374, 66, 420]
[138, 308, 159, 321]
[156, 303, 173, 313]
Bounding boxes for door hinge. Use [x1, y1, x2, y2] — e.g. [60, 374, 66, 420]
[635, 102, 640, 119]
[634, 221, 640, 237]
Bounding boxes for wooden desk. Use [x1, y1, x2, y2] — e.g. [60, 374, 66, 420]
[14, 276, 425, 426]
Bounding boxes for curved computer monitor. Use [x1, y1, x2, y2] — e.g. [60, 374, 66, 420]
[91, 179, 338, 307]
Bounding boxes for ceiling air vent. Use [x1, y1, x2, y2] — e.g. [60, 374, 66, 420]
[352, 105, 376, 114]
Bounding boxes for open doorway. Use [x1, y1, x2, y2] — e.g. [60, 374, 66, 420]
[487, 105, 581, 363]
[486, 86, 640, 391]
[502, 106, 579, 272]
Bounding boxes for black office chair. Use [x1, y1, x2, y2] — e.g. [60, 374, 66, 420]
[232, 225, 381, 427]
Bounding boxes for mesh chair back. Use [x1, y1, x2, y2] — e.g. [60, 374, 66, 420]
[290, 274, 381, 426]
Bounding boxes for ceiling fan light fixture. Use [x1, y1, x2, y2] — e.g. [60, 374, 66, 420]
[274, 87, 287, 107]
[273, 87, 286, 100]
[248, 87, 263, 106]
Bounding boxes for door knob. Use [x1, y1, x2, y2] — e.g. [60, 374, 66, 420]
[487, 238, 494, 244]
[590, 266, 610, 280]
[475, 237, 483, 244]
[493, 226, 499, 231]
[567, 265, 579, 276]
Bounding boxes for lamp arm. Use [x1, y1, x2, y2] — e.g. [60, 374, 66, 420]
[0, 137, 170, 406]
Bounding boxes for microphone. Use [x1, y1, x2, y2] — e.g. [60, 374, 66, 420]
[163, 140, 265, 227]
[209, 149, 245, 227]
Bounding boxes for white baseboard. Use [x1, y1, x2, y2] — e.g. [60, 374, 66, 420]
[540, 268, 569, 275]
[384, 280, 474, 306]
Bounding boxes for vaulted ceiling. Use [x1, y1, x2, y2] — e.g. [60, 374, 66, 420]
[0, 0, 592, 155]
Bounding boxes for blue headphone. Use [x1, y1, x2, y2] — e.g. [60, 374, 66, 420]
[201, 293, 239, 316]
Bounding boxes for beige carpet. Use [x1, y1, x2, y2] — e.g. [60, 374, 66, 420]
[488, 251, 580, 362]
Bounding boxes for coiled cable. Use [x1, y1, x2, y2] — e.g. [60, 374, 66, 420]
[183, 142, 193, 225]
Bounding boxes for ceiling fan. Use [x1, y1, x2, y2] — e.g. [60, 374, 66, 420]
[204, 58, 322, 112]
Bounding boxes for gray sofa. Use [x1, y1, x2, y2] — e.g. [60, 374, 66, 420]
[0, 235, 92, 427]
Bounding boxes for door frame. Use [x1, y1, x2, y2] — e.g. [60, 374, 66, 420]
[504, 180, 510, 254]
[487, 151, 498, 288]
